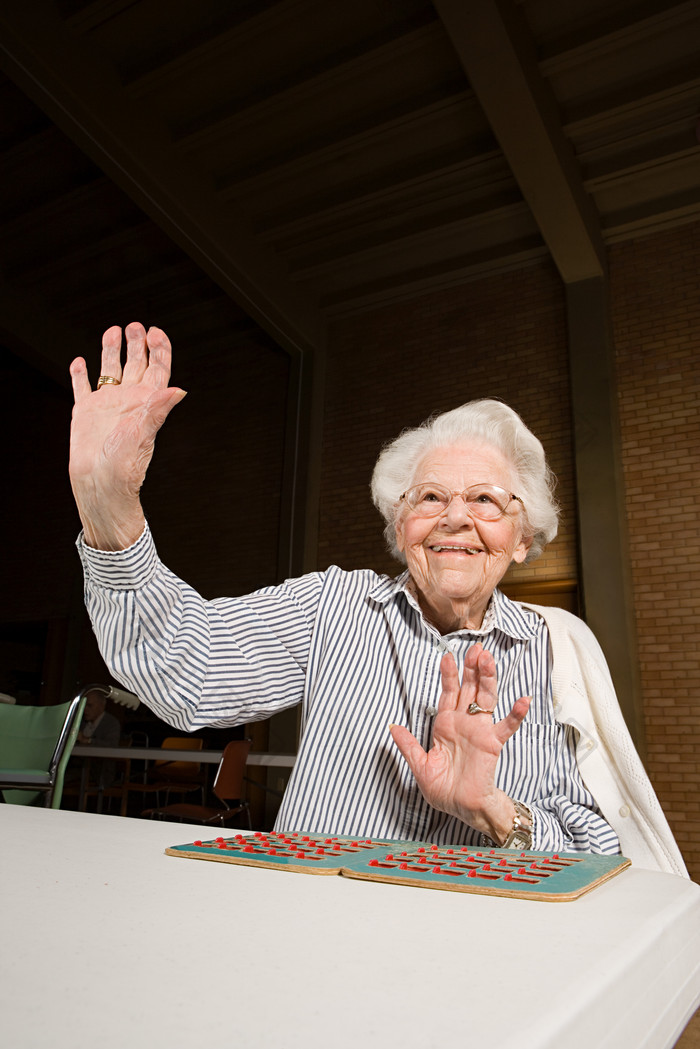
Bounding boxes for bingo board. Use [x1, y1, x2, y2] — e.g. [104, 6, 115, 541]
[165, 830, 630, 901]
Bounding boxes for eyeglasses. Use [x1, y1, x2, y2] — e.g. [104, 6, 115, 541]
[399, 482, 523, 520]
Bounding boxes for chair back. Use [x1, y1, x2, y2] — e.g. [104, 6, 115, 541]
[212, 740, 251, 803]
[155, 737, 204, 780]
[0, 693, 86, 807]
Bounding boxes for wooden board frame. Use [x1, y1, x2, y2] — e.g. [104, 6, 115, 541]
[166, 831, 631, 902]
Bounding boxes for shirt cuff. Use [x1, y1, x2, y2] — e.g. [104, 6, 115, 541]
[76, 522, 160, 590]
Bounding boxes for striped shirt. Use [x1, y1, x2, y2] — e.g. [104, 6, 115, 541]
[79, 525, 619, 854]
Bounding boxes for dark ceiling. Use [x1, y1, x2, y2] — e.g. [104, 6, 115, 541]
[1, 0, 699, 380]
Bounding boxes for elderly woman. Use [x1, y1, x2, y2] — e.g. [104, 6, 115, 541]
[70, 323, 685, 874]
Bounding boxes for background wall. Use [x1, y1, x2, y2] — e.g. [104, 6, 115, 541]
[611, 220, 700, 875]
[320, 259, 576, 586]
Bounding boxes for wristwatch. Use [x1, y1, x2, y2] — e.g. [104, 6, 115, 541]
[502, 800, 533, 850]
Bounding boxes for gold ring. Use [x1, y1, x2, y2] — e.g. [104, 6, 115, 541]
[468, 702, 493, 716]
[97, 375, 121, 388]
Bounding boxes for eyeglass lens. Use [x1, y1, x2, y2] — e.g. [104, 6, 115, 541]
[404, 483, 511, 518]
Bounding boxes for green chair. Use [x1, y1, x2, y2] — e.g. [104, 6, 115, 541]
[0, 690, 88, 808]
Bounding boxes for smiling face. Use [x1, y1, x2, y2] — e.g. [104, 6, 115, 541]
[394, 443, 531, 632]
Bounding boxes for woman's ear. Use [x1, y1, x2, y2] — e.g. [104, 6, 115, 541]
[511, 532, 533, 564]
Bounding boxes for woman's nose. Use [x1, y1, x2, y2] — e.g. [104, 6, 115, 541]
[442, 492, 474, 527]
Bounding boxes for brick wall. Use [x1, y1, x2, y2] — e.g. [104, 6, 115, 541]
[611, 219, 700, 879]
[322, 260, 577, 585]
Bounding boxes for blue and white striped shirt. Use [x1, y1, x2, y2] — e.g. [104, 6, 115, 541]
[79, 525, 619, 854]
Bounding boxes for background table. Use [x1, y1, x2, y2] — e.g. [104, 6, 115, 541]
[71, 744, 297, 766]
[2, 804, 700, 1049]
[70, 744, 296, 816]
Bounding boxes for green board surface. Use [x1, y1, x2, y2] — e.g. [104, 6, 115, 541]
[166, 830, 631, 901]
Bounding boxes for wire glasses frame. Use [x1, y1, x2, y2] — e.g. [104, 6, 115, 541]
[399, 482, 524, 520]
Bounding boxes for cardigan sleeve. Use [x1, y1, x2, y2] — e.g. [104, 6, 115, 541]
[523, 603, 688, 877]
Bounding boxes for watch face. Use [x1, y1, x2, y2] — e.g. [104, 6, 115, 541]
[505, 830, 532, 850]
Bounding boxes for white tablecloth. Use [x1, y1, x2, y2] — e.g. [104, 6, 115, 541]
[1, 804, 699, 1049]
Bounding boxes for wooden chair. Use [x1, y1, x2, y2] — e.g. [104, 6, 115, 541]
[120, 736, 206, 816]
[142, 740, 252, 828]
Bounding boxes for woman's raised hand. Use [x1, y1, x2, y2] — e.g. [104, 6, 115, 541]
[69, 322, 186, 550]
[390, 644, 530, 844]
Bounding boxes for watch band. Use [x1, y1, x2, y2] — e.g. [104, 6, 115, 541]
[502, 800, 533, 849]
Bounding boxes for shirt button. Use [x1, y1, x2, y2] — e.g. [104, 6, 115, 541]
[619, 805, 631, 818]
[426, 705, 438, 717]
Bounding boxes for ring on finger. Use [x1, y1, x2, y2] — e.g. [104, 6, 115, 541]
[468, 702, 493, 716]
[97, 375, 121, 388]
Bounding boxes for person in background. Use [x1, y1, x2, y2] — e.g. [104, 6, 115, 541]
[77, 688, 121, 789]
[78, 689, 121, 747]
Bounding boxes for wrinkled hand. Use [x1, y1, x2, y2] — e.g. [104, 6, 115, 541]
[390, 644, 530, 842]
[69, 322, 186, 550]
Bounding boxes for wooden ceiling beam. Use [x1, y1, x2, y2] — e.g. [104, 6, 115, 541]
[434, 0, 606, 283]
[0, 3, 324, 359]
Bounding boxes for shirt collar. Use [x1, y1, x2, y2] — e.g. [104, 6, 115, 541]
[369, 571, 538, 642]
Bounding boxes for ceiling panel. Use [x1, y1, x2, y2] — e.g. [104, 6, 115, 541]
[0, 0, 698, 374]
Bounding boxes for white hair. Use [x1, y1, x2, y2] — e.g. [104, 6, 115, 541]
[370, 399, 559, 563]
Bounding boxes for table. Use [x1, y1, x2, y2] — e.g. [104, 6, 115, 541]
[2, 805, 700, 1049]
[71, 745, 297, 766]
[70, 745, 296, 814]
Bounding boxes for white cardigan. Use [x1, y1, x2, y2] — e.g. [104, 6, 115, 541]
[523, 603, 688, 877]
